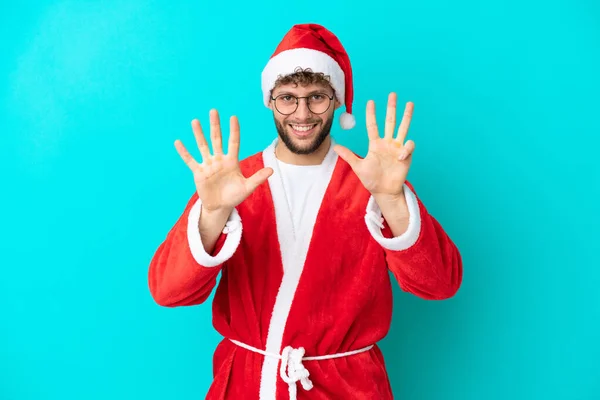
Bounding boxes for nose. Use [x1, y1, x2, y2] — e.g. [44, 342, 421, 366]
[293, 98, 312, 119]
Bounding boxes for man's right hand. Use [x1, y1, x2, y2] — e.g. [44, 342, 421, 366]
[175, 109, 273, 213]
[174, 109, 273, 253]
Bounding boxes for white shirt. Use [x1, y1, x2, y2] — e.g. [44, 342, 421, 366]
[275, 159, 326, 238]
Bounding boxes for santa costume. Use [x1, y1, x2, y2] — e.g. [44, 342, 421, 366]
[148, 23, 463, 400]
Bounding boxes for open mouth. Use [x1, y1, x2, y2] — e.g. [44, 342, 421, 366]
[289, 123, 318, 137]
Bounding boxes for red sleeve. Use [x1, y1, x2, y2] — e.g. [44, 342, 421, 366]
[378, 182, 463, 300]
[147, 193, 232, 307]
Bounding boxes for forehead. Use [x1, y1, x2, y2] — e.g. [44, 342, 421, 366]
[272, 82, 333, 96]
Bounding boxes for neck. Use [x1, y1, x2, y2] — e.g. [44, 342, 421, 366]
[275, 136, 331, 165]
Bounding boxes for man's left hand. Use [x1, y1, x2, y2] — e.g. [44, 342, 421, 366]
[334, 92, 415, 204]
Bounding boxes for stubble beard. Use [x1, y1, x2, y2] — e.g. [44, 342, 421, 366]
[274, 113, 334, 155]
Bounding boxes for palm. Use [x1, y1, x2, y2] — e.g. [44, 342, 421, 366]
[193, 157, 248, 211]
[334, 93, 415, 199]
[175, 110, 273, 212]
[354, 138, 411, 196]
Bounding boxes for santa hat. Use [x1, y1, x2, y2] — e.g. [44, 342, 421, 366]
[261, 23, 356, 130]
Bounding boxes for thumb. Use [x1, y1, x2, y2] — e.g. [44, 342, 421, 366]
[245, 167, 274, 193]
[333, 144, 360, 170]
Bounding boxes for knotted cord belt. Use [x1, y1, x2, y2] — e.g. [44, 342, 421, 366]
[229, 339, 374, 400]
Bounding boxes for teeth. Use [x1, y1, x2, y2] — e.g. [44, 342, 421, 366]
[291, 125, 315, 132]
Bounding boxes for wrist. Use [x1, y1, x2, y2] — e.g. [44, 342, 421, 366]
[201, 205, 234, 220]
[373, 189, 409, 221]
[373, 186, 405, 208]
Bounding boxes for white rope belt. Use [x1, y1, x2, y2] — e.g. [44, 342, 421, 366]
[229, 339, 374, 400]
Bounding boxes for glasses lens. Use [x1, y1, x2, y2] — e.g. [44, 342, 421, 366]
[307, 94, 331, 114]
[275, 95, 298, 115]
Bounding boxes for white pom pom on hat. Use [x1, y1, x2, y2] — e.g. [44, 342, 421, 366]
[339, 112, 356, 129]
[261, 23, 356, 130]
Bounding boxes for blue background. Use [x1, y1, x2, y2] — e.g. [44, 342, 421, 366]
[2, 1, 599, 399]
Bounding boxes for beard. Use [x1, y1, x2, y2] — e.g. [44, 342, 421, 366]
[273, 112, 334, 155]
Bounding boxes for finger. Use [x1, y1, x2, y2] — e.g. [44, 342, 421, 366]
[395, 101, 414, 144]
[191, 119, 211, 162]
[228, 115, 240, 160]
[384, 92, 397, 140]
[365, 100, 379, 140]
[398, 140, 416, 161]
[245, 167, 273, 193]
[174, 139, 201, 171]
[210, 109, 224, 156]
[333, 144, 361, 170]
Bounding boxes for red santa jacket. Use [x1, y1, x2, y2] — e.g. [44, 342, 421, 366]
[148, 139, 463, 400]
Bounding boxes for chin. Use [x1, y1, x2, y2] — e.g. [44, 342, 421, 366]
[285, 129, 329, 155]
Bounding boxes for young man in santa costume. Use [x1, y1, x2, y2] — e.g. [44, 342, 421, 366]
[149, 23, 463, 399]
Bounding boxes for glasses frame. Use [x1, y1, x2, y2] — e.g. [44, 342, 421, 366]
[270, 93, 335, 115]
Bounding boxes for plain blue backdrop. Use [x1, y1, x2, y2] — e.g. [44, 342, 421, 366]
[2, 1, 599, 399]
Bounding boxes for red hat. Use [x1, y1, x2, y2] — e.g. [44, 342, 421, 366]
[261, 23, 356, 129]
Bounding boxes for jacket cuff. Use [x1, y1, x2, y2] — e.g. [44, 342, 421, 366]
[364, 184, 421, 251]
[187, 198, 242, 267]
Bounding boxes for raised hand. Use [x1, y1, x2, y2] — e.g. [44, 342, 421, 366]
[333, 92, 415, 202]
[175, 109, 273, 212]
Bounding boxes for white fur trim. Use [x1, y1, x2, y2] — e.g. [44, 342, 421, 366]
[258, 138, 339, 400]
[339, 112, 355, 129]
[186, 198, 242, 267]
[365, 184, 421, 251]
[261, 48, 345, 107]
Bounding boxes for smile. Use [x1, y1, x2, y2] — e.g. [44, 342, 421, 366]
[289, 123, 318, 137]
[290, 124, 317, 131]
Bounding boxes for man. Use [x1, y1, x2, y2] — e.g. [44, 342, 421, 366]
[148, 23, 462, 400]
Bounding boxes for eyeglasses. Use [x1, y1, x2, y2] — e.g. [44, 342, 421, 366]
[270, 93, 334, 115]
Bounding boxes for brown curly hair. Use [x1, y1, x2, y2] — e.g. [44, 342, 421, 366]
[271, 67, 336, 94]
